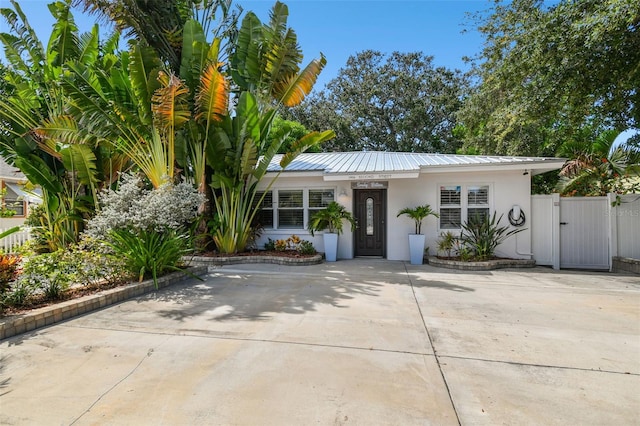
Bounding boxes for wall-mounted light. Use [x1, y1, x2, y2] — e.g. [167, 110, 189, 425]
[523, 170, 529, 176]
[338, 187, 348, 198]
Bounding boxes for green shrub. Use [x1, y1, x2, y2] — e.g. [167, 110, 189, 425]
[18, 250, 75, 300]
[264, 238, 276, 251]
[297, 240, 316, 255]
[3, 242, 126, 308]
[3, 280, 32, 307]
[23, 204, 50, 253]
[106, 229, 192, 288]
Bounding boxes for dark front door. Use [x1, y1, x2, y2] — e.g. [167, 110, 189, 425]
[354, 189, 386, 257]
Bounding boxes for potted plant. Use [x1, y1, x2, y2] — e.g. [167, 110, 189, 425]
[397, 204, 439, 265]
[308, 201, 356, 262]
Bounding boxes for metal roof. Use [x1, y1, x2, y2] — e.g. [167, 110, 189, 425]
[266, 151, 565, 175]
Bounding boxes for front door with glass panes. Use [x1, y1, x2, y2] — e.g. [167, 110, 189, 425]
[354, 189, 386, 257]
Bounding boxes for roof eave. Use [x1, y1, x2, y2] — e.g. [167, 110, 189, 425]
[419, 159, 566, 175]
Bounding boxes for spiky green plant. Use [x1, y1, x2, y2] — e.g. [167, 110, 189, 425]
[460, 212, 524, 260]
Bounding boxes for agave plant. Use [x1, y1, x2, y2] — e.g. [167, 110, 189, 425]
[460, 212, 524, 260]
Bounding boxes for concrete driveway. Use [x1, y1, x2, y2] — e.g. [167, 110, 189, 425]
[1, 260, 639, 425]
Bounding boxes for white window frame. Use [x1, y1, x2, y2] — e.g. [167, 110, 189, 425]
[259, 187, 336, 231]
[254, 191, 274, 228]
[437, 183, 492, 231]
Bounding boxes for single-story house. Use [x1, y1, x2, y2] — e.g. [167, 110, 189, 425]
[255, 151, 565, 261]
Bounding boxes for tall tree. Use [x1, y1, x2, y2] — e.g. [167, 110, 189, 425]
[286, 50, 468, 153]
[0, 0, 124, 250]
[208, 2, 333, 253]
[460, 0, 640, 155]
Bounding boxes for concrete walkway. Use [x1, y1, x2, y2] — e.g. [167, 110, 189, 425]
[1, 260, 639, 425]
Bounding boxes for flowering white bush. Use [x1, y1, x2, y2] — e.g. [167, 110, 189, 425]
[84, 173, 205, 241]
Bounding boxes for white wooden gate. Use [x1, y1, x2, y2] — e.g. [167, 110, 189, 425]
[531, 194, 559, 268]
[559, 197, 609, 269]
[531, 195, 612, 270]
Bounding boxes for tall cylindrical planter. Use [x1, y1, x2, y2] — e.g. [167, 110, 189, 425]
[323, 233, 339, 262]
[408, 234, 426, 265]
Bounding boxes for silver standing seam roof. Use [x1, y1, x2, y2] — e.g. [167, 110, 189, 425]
[266, 151, 564, 175]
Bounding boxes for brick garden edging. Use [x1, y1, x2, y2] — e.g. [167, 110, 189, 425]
[427, 257, 536, 271]
[0, 266, 208, 341]
[187, 253, 323, 267]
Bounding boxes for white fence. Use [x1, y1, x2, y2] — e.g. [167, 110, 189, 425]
[609, 193, 640, 260]
[531, 194, 640, 270]
[0, 227, 32, 253]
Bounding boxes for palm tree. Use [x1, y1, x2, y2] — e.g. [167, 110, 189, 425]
[307, 202, 356, 236]
[397, 204, 439, 234]
[559, 129, 640, 196]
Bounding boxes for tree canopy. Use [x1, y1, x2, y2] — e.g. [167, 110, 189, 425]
[460, 0, 640, 156]
[286, 50, 469, 153]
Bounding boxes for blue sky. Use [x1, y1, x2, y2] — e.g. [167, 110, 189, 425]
[2, 0, 490, 90]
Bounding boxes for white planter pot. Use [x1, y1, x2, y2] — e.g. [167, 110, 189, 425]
[323, 233, 339, 262]
[408, 234, 426, 265]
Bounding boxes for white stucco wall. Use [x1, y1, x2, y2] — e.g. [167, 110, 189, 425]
[256, 169, 533, 261]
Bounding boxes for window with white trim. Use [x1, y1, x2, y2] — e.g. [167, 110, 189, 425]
[439, 184, 491, 230]
[308, 189, 335, 217]
[467, 185, 490, 223]
[256, 188, 335, 230]
[439, 185, 461, 229]
[253, 191, 273, 228]
[278, 190, 304, 229]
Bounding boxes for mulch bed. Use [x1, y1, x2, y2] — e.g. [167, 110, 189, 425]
[1, 278, 131, 317]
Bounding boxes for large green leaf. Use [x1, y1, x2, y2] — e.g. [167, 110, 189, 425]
[0, 1, 46, 76]
[129, 44, 162, 123]
[46, 0, 79, 68]
[232, 12, 263, 89]
[60, 143, 99, 188]
[179, 19, 208, 87]
[77, 24, 99, 65]
[234, 92, 260, 148]
[14, 155, 63, 194]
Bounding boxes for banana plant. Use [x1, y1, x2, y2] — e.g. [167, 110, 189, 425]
[206, 1, 335, 253]
[0, 0, 113, 250]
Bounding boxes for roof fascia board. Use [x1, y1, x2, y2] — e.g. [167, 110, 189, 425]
[419, 161, 566, 174]
[323, 171, 420, 181]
